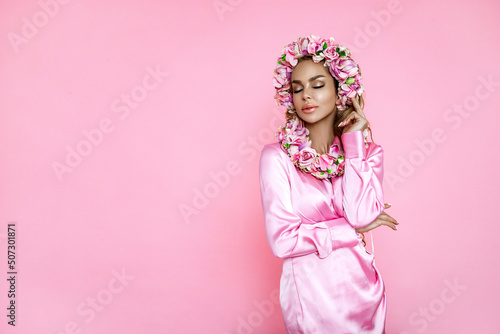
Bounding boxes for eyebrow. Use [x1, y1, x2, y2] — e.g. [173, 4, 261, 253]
[291, 75, 326, 84]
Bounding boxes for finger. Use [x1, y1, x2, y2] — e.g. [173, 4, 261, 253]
[338, 113, 354, 127]
[384, 203, 392, 209]
[382, 213, 399, 226]
[350, 97, 360, 111]
[375, 213, 391, 223]
[350, 96, 366, 119]
[381, 220, 398, 231]
[344, 109, 368, 131]
[339, 110, 363, 127]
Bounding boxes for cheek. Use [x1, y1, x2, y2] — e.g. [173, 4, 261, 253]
[318, 88, 337, 104]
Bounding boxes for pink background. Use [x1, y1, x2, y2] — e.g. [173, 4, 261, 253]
[1, 0, 499, 333]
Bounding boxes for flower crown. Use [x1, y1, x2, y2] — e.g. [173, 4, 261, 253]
[273, 35, 364, 112]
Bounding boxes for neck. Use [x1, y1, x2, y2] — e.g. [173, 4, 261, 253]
[303, 112, 336, 155]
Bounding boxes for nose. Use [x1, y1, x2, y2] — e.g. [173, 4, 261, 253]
[302, 86, 312, 101]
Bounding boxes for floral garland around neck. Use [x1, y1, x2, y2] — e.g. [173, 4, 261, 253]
[277, 116, 346, 180]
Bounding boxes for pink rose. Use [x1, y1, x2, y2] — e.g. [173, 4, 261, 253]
[329, 144, 341, 158]
[306, 35, 324, 54]
[298, 37, 309, 54]
[315, 154, 335, 171]
[330, 58, 359, 80]
[273, 76, 285, 89]
[298, 147, 316, 168]
[284, 43, 299, 67]
[336, 45, 351, 57]
[277, 130, 285, 142]
[323, 45, 339, 62]
[289, 146, 299, 158]
[294, 125, 308, 138]
[274, 91, 290, 106]
[339, 83, 358, 98]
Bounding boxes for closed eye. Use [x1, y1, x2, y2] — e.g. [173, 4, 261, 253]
[293, 84, 324, 94]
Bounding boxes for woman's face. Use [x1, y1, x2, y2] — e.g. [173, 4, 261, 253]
[290, 60, 338, 124]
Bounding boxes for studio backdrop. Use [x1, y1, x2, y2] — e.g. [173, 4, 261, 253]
[1, 0, 499, 333]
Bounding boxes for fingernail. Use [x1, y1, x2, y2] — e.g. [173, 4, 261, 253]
[388, 203, 392, 206]
[338, 122, 343, 127]
[395, 227, 398, 230]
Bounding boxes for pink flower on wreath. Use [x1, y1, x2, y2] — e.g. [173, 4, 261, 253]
[283, 135, 299, 147]
[277, 130, 285, 142]
[323, 45, 339, 62]
[273, 66, 288, 88]
[336, 45, 351, 57]
[306, 35, 323, 54]
[294, 124, 308, 138]
[274, 89, 291, 104]
[298, 147, 316, 168]
[284, 43, 299, 67]
[298, 37, 309, 55]
[340, 82, 363, 98]
[330, 58, 359, 80]
[315, 154, 335, 172]
[337, 161, 346, 175]
[330, 144, 341, 158]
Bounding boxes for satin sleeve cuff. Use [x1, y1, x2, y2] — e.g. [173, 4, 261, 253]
[341, 130, 366, 159]
[323, 217, 359, 250]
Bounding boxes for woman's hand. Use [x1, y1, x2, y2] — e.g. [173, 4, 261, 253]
[338, 96, 369, 134]
[355, 203, 399, 233]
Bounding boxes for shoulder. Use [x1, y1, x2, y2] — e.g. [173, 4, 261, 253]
[259, 142, 294, 186]
[259, 142, 290, 173]
[261, 142, 283, 157]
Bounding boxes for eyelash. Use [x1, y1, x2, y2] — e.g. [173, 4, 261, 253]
[293, 84, 324, 94]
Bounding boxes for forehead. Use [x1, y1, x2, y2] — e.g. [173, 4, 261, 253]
[291, 60, 330, 81]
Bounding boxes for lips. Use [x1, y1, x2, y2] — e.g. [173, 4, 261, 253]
[302, 104, 318, 113]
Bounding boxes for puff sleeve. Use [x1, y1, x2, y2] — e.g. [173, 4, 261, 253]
[341, 130, 385, 229]
[259, 144, 358, 259]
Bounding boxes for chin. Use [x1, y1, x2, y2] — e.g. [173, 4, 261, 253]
[298, 111, 332, 124]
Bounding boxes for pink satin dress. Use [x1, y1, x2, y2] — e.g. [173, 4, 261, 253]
[259, 130, 386, 333]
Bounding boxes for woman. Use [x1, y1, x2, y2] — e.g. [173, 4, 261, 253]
[259, 35, 399, 333]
